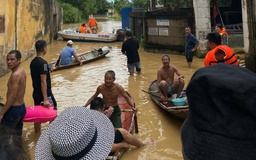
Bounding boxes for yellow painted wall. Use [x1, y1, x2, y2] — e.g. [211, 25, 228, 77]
[0, 0, 16, 73]
[0, 0, 62, 76]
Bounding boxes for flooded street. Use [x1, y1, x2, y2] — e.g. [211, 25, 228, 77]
[0, 19, 204, 160]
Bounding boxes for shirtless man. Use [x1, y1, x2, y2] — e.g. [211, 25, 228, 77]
[0, 50, 26, 136]
[84, 70, 134, 128]
[157, 55, 185, 104]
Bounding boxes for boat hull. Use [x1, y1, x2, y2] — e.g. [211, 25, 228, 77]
[106, 92, 136, 160]
[148, 80, 189, 120]
[58, 30, 117, 42]
[49, 46, 110, 71]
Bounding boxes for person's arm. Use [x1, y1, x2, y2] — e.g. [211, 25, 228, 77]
[156, 70, 165, 100]
[121, 43, 126, 55]
[222, 34, 227, 45]
[55, 55, 61, 67]
[40, 74, 50, 107]
[111, 142, 129, 152]
[119, 85, 134, 109]
[191, 37, 199, 52]
[173, 66, 184, 79]
[73, 53, 83, 66]
[84, 87, 100, 107]
[192, 42, 199, 52]
[0, 73, 20, 121]
[156, 70, 162, 90]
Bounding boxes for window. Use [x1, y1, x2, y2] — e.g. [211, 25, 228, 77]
[0, 16, 5, 33]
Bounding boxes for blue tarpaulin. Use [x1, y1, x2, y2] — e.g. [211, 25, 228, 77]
[121, 7, 132, 29]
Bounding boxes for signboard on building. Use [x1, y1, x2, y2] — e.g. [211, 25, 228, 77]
[156, 19, 169, 26]
[148, 27, 158, 35]
[159, 28, 169, 36]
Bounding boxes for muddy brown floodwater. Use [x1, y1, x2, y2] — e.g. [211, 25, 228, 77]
[0, 19, 204, 160]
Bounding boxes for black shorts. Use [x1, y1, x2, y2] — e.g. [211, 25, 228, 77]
[32, 92, 57, 110]
[185, 51, 195, 62]
[109, 129, 124, 156]
[114, 129, 124, 143]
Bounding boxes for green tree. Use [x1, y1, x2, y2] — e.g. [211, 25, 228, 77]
[57, 0, 97, 20]
[114, 0, 131, 15]
[58, 2, 82, 23]
[131, 0, 148, 9]
[97, 0, 111, 14]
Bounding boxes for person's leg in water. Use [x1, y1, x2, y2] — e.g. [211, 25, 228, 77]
[186, 52, 194, 68]
[118, 128, 154, 147]
[135, 61, 141, 74]
[128, 63, 135, 76]
[111, 128, 154, 152]
[33, 95, 56, 133]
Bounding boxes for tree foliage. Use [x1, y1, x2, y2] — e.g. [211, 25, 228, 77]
[97, 0, 111, 14]
[114, 0, 131, 15]
[131, 0, 148, 9]
[59, 3, 82, 23]
[57, 0, 111, 23]
[56, 0, 232, 23]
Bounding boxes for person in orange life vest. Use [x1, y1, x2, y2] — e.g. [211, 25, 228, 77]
[215, 24, 229, 45]
[204, 32, 238, 67]
[88, 16, 98, 34]
[79, 23, 92, 34]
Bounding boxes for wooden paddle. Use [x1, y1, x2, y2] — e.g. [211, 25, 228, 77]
[121, 109, 134, 112]
[142, 89, 161, 99]
[142, 89, 173, 101]
[133, 103, 139, 133]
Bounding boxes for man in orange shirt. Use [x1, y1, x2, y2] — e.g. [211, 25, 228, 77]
[88, 16, 98, 34]
[79, 23, 92, 34]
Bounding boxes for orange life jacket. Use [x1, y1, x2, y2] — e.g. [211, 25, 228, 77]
[204, 45, 239, 67]
[220, 28, 229, 45]
[79, 26, 86, 33]
[88, 18, 97, 27]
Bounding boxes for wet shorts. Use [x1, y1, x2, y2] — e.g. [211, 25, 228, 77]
[185, 51, 195, 62]
[167, 82, 178, 97]
[33, 93, 57, 110]
[128, 62, 141, 73]
[109, 105, 122, 128]
[1, 103, 26, 136]
[114, 129, 124, 143]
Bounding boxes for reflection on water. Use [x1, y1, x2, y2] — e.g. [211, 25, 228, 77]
[0, 17, 204, 160]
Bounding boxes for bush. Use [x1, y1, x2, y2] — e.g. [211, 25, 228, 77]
[59, 3, 82, 23]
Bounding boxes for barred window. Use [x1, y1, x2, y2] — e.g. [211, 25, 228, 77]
[0, 16, 5, 33]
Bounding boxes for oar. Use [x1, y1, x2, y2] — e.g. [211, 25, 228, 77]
[142, 89, 159, 93]
[121, 109, 134, 112]
[133, 103, 139, 133]
[142, 89, 161, 99]
[167, 106, 189, 109]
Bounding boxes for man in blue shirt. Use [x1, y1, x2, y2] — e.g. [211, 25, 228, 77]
[185, 26, 199, 68]
[59, 40, 82, 66]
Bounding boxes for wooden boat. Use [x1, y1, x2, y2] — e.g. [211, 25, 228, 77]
[49, 46, 110, 71]
[58, 29, 117, 42]
[147, 80, 189, 120]
[106, 92, 138, 160]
